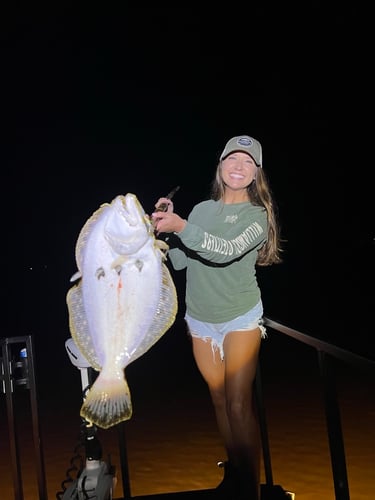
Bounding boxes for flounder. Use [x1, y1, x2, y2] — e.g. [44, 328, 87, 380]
[66, 193, 177, 429]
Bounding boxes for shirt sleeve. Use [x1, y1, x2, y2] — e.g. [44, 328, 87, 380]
[163, 233, 188, 270]
[176, 206, 268, 265]
[167, 246, 188, 270]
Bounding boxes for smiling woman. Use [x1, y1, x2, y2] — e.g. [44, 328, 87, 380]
[150, 134, 282, 499]
[220, 151, 258, 200]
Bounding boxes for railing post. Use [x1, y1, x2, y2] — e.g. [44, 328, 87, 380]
[317, 350, 350, 500]
[117, 421, 132, 498]
[1, 338, 24, 500]
[1, 335, 48, 500]
[255, 362, 274, 486]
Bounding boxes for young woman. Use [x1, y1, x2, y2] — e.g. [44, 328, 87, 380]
[152, 135, 282, 499]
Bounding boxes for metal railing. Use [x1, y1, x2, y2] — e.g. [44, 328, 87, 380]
[257, 317, 375, 500]
[0, 335, 48, 500]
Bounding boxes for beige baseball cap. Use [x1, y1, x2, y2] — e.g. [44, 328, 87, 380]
[219, 135, 262, 167]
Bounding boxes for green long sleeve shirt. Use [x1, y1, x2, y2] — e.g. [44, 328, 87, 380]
[167, 199, 268, 323]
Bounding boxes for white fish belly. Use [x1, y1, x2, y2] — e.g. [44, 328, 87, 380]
[82, 248, 164, 370]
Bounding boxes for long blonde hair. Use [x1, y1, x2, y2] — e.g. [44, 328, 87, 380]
[211, 162, 283, 266]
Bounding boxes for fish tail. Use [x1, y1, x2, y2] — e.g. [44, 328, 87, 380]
[80, 372, 133, 429]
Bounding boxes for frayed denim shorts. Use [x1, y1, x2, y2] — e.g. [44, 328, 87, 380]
[185, 300, 266, 361]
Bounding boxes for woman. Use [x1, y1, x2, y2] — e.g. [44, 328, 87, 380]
[152, 135, 282, 499]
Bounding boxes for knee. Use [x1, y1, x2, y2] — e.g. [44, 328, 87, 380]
[226, 396, 253, 422]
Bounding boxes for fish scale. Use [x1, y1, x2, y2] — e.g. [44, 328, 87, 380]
[66, 193, 178, 429]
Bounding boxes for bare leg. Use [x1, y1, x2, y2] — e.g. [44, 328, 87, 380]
[224, 329, 261, 498]
[191, 329, 261, 499]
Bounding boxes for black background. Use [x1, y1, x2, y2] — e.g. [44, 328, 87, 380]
[3, 5, 374, 391]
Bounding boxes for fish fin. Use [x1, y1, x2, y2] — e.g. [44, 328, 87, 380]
[70, 271, 82, 282]
[155, 239, 169, 260]
[66, 282, 101, 370]
[80, 372, 132, 429]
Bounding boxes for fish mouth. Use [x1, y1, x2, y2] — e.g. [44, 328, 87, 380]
[115, 194, 142, 226]
[104, 194, 150, 254]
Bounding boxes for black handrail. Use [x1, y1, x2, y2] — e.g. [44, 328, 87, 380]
[257, 317, 375, 500]
[263, 317, 375, 371]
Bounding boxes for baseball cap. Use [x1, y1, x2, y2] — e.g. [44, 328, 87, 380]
[219, 135, 263, 167]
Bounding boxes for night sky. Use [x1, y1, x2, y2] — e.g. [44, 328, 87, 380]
[4, 4, 374, 383]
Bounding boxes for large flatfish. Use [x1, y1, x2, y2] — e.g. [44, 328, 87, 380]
[66, 193, 177, 429]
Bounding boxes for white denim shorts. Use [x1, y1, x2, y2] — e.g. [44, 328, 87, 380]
[185, 300, 266, 361]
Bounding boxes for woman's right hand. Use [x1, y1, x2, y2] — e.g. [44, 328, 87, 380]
[151, 204, 186, 234]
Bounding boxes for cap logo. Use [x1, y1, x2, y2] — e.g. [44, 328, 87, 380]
[237, 137, 253, 147]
